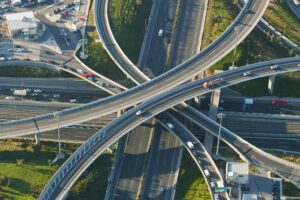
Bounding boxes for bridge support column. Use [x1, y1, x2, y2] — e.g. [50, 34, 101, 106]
[34, 133, 40, 145]
[204, 89, 221, 154]
[268, 75, 276, 94]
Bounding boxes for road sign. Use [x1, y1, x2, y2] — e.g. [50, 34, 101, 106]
[215, 187, 226, 192]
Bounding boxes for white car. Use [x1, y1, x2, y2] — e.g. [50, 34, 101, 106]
[5, 96, 15, 100]
[166, 123, 174, 129]
[34, 89, 42, 93]
[158, 29, 163, 37]
[214, 193, 219, 200]
[76, 69, 84, 73]
[210, 182, 215, 188]
[204, 169, 210, 177]
[136, 110, 142, 115]
[243, 71, 251, 76]
[270, 65, 278, 70]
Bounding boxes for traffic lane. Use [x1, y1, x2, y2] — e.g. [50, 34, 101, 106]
[115, 0, 182, 199]
[137, 0, 163, 68]
[161, 113, 227, 199]
[170, 0, 207, 67]
[242, 137, 300, 152]
[20, 127, 96, 142]
[223, 117, 300, 134]
[220, 100, 300, 114]
[141, 126, 182, 199]
[114, 123, 155, 200]
[141, 0, 188, 199]
[143, 0, 172, 76]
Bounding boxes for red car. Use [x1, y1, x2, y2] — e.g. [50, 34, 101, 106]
[272, 100, 288, 105]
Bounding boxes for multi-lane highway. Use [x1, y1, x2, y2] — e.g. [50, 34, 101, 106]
[107, 0, 181, 199]
[37, 58, 300, 200]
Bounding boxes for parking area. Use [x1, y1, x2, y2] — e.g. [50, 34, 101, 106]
[0, 0, 88, 59]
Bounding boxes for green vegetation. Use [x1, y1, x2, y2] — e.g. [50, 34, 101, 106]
[83, 0, 127, 81]
[264, 0, 300, 45]
[282, 181, 300, 196]
[267, 151, 300, 165]
[108, 0, 152, 63]
[201, 0, 237, 49]
[0, 66, 63, 78]
[218, 148, 243, 162]
[0, 140, 78, 200]
[67, 153, 113, 200]
[83, 0, 152, 81]
[0, 139, 113, 200]
[202, 0, 300, 97]
[175, 151, 211, 200]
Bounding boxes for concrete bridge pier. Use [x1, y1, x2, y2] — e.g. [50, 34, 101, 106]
[268, 75, 276, 94]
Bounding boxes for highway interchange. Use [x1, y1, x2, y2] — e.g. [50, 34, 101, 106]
[0, 0, 300, 199]
[37, 57, 300, 200]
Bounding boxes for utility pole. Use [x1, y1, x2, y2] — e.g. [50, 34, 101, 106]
[216, 113, 225, 157]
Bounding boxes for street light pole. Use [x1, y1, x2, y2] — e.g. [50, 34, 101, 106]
[232, 26, 240, 68]
[216, 113, 225, 157]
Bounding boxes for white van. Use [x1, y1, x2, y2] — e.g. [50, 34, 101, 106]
[204, 169, 210, 177]
[158, 29, 163, 37]
[187, 141, 194, 149]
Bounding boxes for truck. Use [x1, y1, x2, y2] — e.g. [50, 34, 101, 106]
[244, 98, 253, 105]
[203, 81, 210, 88]
[13, 89, 27, 96]
[186, 141, 194, 149]
[203, 78, 224, 88]
[215, 181, 226, 192]
[272, 100, 288, 105]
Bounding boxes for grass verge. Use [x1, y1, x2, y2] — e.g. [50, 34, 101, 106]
[201, 0, 238, 49]
[0, 140, 78, 200]
[175, 151, 211, 200]
[67, 152, 113, 200]
[264, 0, 300, 45]
[108, 0, 152, 63]
[83, 0, 152, 81]
[202, 0, 300, 97]
[0, 139, 113, 200]
[83, 0, 127, 81]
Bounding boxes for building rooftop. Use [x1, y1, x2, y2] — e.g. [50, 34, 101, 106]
[227, 162, 248, 175]
[5, 11, 37, 32]
[242, 194, 257, 200]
